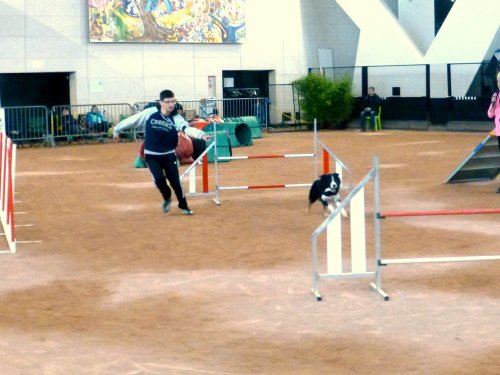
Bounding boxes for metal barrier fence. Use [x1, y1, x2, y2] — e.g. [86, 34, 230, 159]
[0, 98, 269, 146]
[268, 84, 300, 125]
[0, 104, 135, 145]
[1, 64, 495, 146]
[311, 61, 498, 98]
[308, 61, 498, 124]
[134, 97, 269, 127]
[51, 103, 135, 143]
[2, 106, 51, 144]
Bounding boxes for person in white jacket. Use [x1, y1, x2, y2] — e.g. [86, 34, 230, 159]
[113, 89, 210, 215]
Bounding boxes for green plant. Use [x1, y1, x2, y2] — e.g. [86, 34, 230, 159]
[292, 73, 353, 129]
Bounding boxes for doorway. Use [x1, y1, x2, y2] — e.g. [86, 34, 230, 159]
[0, 72, 71, 108]
[222, 70, 270, 99]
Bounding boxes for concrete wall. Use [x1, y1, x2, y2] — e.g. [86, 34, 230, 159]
[300, 0, 359, 69]
[0, 0, 312, 105]
[425, 0, 500, 64]
[335, 0, 424, 66]
[398, 0, 434, 54]
[334, 0, 500, 98]
[0, 0, 498, 106]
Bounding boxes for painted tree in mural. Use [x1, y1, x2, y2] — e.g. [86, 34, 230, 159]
[89, 0, 245, 43]
[134, 0, 178, 41]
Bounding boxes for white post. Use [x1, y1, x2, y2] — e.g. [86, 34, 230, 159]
[335, 161, 343, 182]
[326, 214, 342, 274]
[350, 187, 366, 273]
[313, 119, 318, 180]
[189, 167, 196, 193]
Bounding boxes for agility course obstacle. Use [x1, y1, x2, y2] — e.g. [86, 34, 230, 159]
[378, 208, 500, 218]
[181, 119, 353, 204]
[446, 134, 500, 183]
[0, 132, 16, 253]
[179, 142, 215, 199]
[204, 122, 253, 147]
[212, 119, 352, 203]
[311, 155, 500, 301]
[223, 116, 263, 139]
[311, 156, 379, 301]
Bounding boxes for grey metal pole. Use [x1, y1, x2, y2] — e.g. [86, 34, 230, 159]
[313, 118, 318, 180]
[370, 155, 389, 300]
[213, 123, 220, 205]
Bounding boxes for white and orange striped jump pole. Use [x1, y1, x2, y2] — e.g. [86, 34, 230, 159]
[0, 132, 16, 254]
[311, 154, 500, 302]
[183, 119, 352, 204]
[371, 185, 500, 300]
[214, 119, 352, 203]
[215, 152, 314, 199]
[214, 119, 320, 203]
[180, 142, 215, 200]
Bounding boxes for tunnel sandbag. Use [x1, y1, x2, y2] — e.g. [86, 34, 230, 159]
[238, 116, 263, 139]
[232, 122, 253, 146]
[204, 122, 253, 147]
[190, 118, 210, 130]
[133, 154, 147, 168]
[176, 132, 194, 164]
[240, 116, 262, 139]
[206, 130, 232, 163]
[223, 116, 262, 139]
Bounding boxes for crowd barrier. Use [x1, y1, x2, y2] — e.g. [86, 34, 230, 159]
[311, 155, 500, 301]
[133, 97, 268, 128]
[51, 103, 135, 143]
[1, 98, 269, 146]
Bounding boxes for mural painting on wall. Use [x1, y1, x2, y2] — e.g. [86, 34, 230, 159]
[88, 0, 246, 43]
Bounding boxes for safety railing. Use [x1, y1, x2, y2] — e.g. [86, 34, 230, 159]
[1, 98, 268, 147]
[2, 106, 51, 145]
[51, 103, 136, 143]
[134, 97, 269, 127]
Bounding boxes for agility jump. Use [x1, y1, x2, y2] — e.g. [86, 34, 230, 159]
[0, 132, 16, 253]
[180, 119, 353, 204]
[371, 205, 500, 300]
[311, 155, 500, 301]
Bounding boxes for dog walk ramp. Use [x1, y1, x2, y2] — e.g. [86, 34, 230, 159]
[446, 134, 500, 183]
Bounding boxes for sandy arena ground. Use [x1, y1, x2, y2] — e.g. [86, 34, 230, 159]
[0, 129, 499, 374]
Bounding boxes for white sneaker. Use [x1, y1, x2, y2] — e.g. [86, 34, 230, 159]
[180, 208, 194, 215]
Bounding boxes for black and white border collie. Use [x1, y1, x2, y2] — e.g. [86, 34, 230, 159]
[308, 173, 348, 217]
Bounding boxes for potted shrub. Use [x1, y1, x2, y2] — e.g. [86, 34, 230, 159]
[293, 73, 353, 129]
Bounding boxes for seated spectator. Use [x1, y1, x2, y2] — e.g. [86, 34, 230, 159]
[60, 108, 81, 135]
[86, 105, 108, 133]
[175, 101, 184, 116]
[199, 98, 217, 118]
[360, 87, 381, 131]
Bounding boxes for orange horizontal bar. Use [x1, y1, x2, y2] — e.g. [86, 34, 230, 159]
[248, 184, 286, 189]
[379, 208, 500, 218]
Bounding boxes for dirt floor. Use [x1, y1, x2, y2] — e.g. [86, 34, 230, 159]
[0, 128, 499, 374]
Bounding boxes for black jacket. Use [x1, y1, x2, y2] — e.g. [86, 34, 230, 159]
[361, 94, 381, 112]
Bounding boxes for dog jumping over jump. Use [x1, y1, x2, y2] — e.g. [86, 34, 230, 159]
[308, 173, 348, 217]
